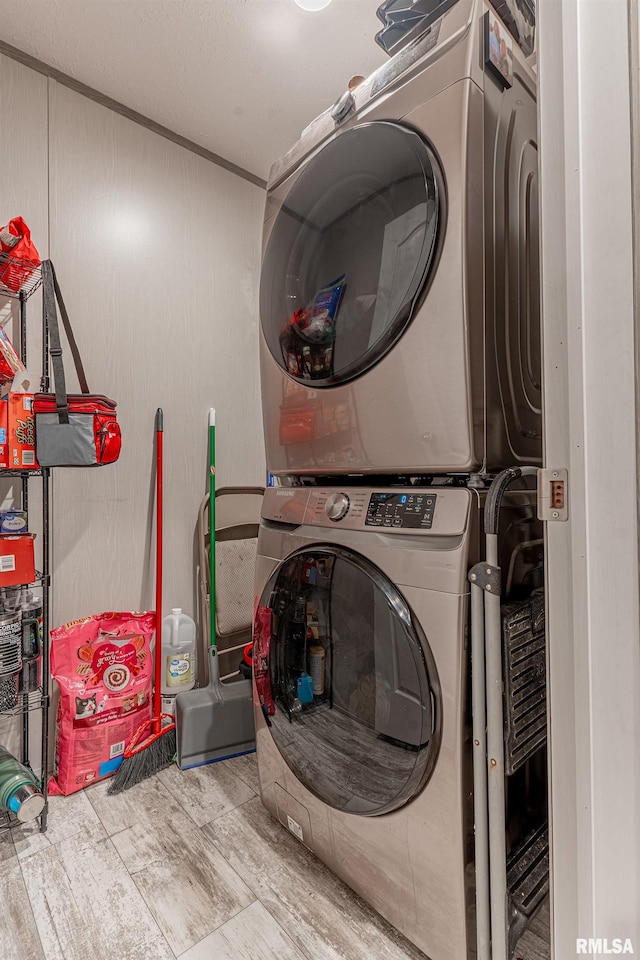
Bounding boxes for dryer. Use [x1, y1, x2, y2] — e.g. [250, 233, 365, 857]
[259, 0, 540, 478]
[253, 484, 543, 960]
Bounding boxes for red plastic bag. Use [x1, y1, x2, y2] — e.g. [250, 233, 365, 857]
[0, 217, 41, 293]
[0, 327, 26, 384]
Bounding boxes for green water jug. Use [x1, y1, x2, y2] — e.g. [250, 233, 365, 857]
[0, 744, 44, 822]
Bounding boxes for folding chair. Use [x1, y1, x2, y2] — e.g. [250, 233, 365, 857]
[197, 486, 264, 683]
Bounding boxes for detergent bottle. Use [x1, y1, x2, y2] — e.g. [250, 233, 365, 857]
[161, 609, 196, 695]
[0, 744, 45, 822]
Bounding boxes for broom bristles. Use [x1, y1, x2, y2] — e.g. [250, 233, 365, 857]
[107, 727, 176, 795]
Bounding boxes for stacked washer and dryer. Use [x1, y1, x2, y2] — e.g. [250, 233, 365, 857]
[253, 2, 545, 958]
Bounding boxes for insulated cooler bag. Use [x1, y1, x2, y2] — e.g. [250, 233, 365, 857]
[33, 394, 120, 467]
[33, 261, 121, 467]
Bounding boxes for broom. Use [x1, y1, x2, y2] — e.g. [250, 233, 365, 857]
[209, 407, 216, 652]
[205, 406, 224, 685]
[108, 408, 176, 794]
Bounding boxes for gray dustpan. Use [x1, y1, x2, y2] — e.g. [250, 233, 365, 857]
[175, 647, 255, 769]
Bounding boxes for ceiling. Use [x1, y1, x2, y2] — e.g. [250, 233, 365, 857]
[0, 0, 387, 183]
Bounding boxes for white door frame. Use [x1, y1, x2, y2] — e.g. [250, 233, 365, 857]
[537, 0, 640, 956]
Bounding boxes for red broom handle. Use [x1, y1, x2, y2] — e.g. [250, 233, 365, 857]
[153, 408, 163, 735]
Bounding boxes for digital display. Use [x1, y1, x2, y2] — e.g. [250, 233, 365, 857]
[365, 492, 437, 529]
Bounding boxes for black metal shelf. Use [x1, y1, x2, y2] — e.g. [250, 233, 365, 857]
[0, 809, 14, 834]
[0, 470, 43, 478]
[0, 689, 46, 718]
[0, 573, 49, 591]
[0, 267, 51, 836]
[0, 255, 42, 302]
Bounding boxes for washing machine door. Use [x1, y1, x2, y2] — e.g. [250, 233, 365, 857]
[257, 545, 441, 816]
[261, 121, 445, 386]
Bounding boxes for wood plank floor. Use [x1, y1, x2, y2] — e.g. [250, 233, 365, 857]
[0, 754, 550, 959]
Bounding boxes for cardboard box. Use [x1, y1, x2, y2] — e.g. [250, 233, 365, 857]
[8, 392, 38, 469]
[0, 533, 35, 586]
[0, 398, 7, 468]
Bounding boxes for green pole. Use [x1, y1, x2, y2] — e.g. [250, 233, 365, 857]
[208, 408, 216, 650]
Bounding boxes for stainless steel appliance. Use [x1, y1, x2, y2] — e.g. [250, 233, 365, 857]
[253, 484, 543, 960]
[259, 0, 540, 478]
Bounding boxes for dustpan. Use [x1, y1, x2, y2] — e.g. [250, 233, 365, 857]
[175, 647, 257, 768]
[175, 410, 264, 768]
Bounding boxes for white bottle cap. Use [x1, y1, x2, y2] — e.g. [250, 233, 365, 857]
[171, 608, 182, 615]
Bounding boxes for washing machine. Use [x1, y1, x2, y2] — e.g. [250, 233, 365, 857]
[253, 484, 543, 960]
[259, 0, 540, 478]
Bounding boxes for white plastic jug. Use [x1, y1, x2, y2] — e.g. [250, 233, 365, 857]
[161, 608, 196, 695]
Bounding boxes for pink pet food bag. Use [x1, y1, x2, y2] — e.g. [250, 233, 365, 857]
[49, 611, 155, 795]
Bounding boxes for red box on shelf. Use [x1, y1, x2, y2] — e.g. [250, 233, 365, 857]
[8, 392, 38, 469]
[0, 398, 8, 468]
[0, 533, 35, 586]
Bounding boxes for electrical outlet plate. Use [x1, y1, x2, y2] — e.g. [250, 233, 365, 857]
[537, 468, 568, 521]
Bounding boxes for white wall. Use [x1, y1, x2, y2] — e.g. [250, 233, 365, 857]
[538, 1, 640, 956]
[1, 53, 266, 640]
[0, 54, 49, 765]
[0, 54, 47, 574]
[48, 82, 266, 628]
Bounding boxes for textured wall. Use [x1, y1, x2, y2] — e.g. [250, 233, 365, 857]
[0, 54, 48, 571]
[0, 0, 385, 180]
[1, 52, 266, 643]
[0, 54, 49, 761]
[47, 82, 266, 629]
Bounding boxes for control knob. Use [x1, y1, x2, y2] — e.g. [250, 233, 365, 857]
[325, 492, 350, 521]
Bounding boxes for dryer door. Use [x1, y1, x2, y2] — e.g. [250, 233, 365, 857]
[261, 121, 445, 386]
[257, 545, 441, 816]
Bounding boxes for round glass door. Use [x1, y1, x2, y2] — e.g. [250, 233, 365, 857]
[260, 121, 445, 386]
[256, 546, 441, 816]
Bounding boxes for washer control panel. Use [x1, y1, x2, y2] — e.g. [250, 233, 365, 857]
[264, 487, 467, 537]
[365, 492, 437, 529]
